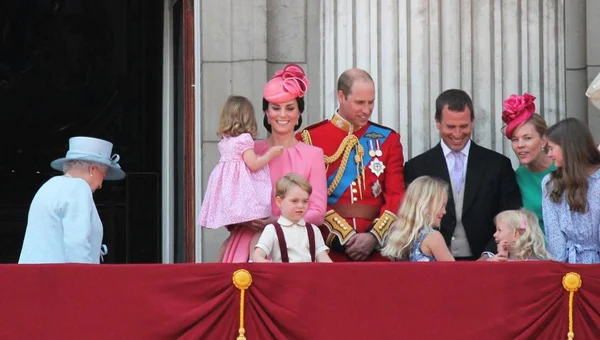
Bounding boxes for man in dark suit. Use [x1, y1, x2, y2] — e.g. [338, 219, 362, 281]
[404, 89, 522, 261]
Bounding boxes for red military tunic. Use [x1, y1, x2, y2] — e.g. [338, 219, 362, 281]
[296, 113, 405, 261]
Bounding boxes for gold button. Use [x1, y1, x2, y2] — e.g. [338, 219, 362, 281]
[384, 217, 389, 220]
[334, 217, 339, 222]
[353, 197, 357, 202]
[379, 226, 383, 230]
[343, 227, 347, 230]
[352, 189, 358, 193]
[352, 182, 356, 186]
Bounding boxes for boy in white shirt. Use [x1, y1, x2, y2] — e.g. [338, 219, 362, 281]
[253, 173, 332, 263]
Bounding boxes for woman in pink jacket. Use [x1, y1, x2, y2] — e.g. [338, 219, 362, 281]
[222, 64, 327, 262]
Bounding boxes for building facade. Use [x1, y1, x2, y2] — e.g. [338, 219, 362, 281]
[164, 0, 600, 262]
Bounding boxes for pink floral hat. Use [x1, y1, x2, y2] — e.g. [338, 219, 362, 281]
[501, 93, 537, 139]
[263, 64, 310, 104]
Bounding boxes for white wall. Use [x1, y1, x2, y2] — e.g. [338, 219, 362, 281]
[318, 0, 567, 169]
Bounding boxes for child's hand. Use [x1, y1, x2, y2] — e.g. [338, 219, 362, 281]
[487, 253, 508, 262]
[493, 240, 509, 260]
[267, 146, 284, 158]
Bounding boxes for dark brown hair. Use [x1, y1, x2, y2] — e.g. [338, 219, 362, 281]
[545, 118, 600, 212]
[435, 89, 475, 122]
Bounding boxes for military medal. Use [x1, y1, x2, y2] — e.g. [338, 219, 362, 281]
[368, 140, 376, 157]
[372, 180, 382, 198]
[375, 140, 383, 157]
[369, 158, 385, 177]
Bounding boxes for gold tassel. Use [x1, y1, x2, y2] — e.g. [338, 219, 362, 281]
[233, 269, 253, 340]
[562, 272, 582, 340]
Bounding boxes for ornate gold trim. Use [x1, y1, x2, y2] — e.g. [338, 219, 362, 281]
[369, 210, 397, 246]
[301, 129, 313, 146]
[323, 210, 355, 245]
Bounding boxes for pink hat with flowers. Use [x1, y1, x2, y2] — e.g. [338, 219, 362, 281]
[501, 93, 537, 139]
[263, 64, 310, 104]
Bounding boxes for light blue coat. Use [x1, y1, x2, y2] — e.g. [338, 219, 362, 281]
[19, 176, 104, 264]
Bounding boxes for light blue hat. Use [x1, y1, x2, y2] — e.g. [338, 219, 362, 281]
[50, 136, 126, 180]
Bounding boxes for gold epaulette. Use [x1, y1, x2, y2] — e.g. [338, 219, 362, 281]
[369, 210, 397, 246]
[323, 210, 355, 245]
[301, 129, 313, 146]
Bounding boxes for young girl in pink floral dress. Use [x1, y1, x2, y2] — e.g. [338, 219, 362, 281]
[198, 95, 283, 260]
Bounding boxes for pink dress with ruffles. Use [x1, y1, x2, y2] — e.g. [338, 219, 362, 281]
[222, 140, 327, 262]
[197, 133, 272, 228]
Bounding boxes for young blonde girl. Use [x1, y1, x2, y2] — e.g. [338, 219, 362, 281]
[490, 208, 551, 261]
[381, 176, 454, 262]
[197, 95, 283, 261]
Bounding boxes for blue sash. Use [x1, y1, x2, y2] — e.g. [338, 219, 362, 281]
[327, 124, 392, 204]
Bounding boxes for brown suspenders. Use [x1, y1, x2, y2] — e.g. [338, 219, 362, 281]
[272, 222, 316, 262]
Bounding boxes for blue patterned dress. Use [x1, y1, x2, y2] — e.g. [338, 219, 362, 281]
[409, 227, 436, 262]
[542, 169, 600, 264]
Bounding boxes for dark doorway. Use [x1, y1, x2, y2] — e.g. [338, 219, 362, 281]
[0, 0, 164, 263]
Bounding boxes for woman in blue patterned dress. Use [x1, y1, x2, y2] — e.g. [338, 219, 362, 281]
[542, 118, 600, 264]
[381, 176, 455, 262]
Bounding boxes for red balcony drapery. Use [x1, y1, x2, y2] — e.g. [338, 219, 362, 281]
[1, 262, 599, 339]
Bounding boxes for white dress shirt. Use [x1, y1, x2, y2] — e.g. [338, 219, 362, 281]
[255, 216, 328, 263]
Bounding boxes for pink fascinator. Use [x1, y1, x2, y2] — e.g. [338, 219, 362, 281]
[501, 93, 537, 139]
[263, 63, 310, 104]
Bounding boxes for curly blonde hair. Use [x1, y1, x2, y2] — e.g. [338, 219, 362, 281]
[217, 95, 258, 138]
[380, 176, 448, 260]
[494, 209, 551, 260]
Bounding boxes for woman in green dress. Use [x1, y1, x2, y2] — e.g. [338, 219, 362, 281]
[501, 93, 555, 233]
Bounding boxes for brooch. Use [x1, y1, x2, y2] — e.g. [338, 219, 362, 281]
[368, 158, 385, 177]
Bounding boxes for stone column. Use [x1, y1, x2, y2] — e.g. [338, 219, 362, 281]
[565, 0, 588, 123]
[587, 0, 600, 135]
[319, 0, 567, 165]
[200, 0, 268, 261]
[265, 0, 321, 126]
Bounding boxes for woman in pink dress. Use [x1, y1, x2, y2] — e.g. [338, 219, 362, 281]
[222, 64, 327, 262]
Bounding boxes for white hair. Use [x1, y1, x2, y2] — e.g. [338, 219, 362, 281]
[62, 160, 108, 174]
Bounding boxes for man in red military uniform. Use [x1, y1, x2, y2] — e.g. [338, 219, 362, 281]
[296, 69, 405, 261]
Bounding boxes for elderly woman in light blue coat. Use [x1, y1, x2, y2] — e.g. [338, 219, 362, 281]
[19, 136, 125, 264]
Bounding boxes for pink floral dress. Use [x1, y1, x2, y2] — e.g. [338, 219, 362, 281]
[197, 133, 272, 228]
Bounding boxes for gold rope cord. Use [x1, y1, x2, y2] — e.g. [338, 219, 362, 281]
[324, 135, 362, 195]
[562, 272, 582, 340]
[233, 269, 253, 340]
[302, 130, 364, 195]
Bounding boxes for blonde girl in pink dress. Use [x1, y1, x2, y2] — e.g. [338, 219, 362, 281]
[197, 95, 284, 261]
[222, 64, 327, 263]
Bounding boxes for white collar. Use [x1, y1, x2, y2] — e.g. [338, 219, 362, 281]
[440, 139, 471, 158]
[277, 216, 306, 227]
